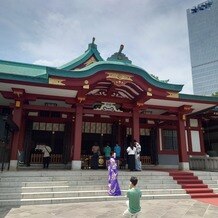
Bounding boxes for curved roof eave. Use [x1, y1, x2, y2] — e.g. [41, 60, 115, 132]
[58, 43, 104, 70]
[0, 72, 48, 84]
[179, 93, 218, 103]
[48, 61, 184, 92]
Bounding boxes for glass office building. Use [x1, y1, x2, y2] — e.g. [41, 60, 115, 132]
[187, 0, 218, 95]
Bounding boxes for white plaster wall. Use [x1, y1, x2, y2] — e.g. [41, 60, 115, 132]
[191, 130, 201, 152]
[159, 128, 162, 151]
[185, 130, 189, 151]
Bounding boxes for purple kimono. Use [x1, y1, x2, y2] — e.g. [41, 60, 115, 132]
[108, 157, 121, 196]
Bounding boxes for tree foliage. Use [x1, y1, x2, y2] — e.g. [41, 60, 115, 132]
[212, 92, 218, 96]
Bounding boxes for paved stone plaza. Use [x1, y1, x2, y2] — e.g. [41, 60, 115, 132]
[1, 198, 218, 218]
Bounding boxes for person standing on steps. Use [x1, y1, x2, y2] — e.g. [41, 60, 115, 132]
[104, 142, 111, 168]
[91, 142, 100, 169]
[36, 144, 52, 169]
[126, 143, 136, 171]
[123, 176, 142, 217]
[134, 140, 142, 171]
[114, 142, 121, 168]
[108, 153, 121, 196]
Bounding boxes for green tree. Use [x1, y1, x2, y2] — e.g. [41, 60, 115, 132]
[212, 92, 218, 96]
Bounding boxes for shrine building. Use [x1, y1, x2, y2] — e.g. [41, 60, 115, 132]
[0, 39, 218, 171]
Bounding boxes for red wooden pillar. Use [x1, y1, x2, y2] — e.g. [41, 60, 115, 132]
[71, 104, 83, 170]
[18, 115, 26, 151]
[178, 114, 189, 170]
[10, 103, 23, 170]
[69, 114, 74, 161]
[186, 119, 192, 153]
[198, 118, 205, 154]
[117, 123, 121, 146]
[132, 107, 140, 142]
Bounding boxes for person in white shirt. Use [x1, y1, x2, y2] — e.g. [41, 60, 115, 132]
[36, 144, 52, 169]
[126, 143, 136, 171]
[134, 140, 142, 171]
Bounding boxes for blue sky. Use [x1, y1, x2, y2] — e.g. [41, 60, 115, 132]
[0, 0, 202, 94]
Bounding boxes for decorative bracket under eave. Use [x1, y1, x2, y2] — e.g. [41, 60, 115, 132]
[179, 105, 194, 120]
[77, 97, 86, 103]
[12, 88, 25, 98]
[167, 91, 179, 98]
[106, 72, 133, 87]
[83, 80, 90, 89]
[49, 77, 66, 86]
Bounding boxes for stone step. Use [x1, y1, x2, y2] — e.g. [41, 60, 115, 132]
[0, 170, 217, 206]
[0, 183, 182, 193]
[196, 175, 218, 180]
[0, 194, 190, 206]
[0, 172, 174, 178]
[190, 193, 218, 198]
[0, 170, 170, 177]
[0, 179, 177, 187]
[208, 184, 218, 188]
[185, 188, 214, 194]
[0, 181, 70, 187]
[0, 175, 174, 182]
[192, 172, 218, 176]
[0, 189, 188, 200]
[202, 180, 218, 184]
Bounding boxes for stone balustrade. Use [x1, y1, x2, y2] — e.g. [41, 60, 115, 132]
[189, 155, 218, 171]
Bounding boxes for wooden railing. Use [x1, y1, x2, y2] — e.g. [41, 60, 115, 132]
[141, 156, 152, 165]
[31, 154, 62, 164]
[30, 154, 152, 166]
[189, 155, 218, 171]
[81, 155, 152, 169]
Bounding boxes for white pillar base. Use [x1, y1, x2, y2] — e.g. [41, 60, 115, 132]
[71, 160, 82, 170]
[9, 160, 18, 171]
[179, 162, 190, 170]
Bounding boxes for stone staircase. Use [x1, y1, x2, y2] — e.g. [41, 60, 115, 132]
[169, 171, 218, 198]
[192, 171, 218, 195]
[0, 170, 218, 206]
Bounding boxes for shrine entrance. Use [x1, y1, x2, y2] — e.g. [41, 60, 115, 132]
[23, 121, 70, 166]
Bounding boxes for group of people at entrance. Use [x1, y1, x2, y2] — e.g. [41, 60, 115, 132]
[90, 142, 121, 170]
[91, 140, 141, 171]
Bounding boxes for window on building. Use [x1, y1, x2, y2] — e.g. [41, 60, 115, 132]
[162, 130, 178, 150]
[51, 112, 61, 118]
[39, 111, 50, 117]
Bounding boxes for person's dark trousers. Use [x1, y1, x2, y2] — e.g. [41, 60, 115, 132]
[43, 157, 51, 169]
[128, 154, 135, 171]
[91, 153, 99, 169]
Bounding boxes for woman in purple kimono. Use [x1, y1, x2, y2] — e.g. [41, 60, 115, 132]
[108, 153, 121, 196]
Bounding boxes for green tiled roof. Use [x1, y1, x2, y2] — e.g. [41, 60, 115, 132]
[0, 41, 184, 92]
[0, 60, 47, 77]
[48, 61, 184, 92]
[58, 42, 104, 70]
[0, 59, 48, 83]
[179, 93, 218, 102]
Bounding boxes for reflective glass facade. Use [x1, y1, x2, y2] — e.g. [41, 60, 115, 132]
[187, 0, 218, 95]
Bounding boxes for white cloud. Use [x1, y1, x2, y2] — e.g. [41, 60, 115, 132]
[0, 0, 202, 94]
[33, 59, 64, 67]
